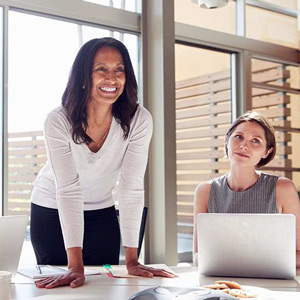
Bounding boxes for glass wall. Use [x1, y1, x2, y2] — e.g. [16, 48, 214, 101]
[7, 8, 139, 265]
[7, 11, 139, 218]
[174, 0, 235, 34]
[260, 0, 297, 9]
[251, 58, 300, 189]
[83, 0, 139, 12]
[246, 5, 298, 48]
[175, 44, 232, 262]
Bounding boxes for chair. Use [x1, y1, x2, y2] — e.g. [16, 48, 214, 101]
[116, 207, 148, 260]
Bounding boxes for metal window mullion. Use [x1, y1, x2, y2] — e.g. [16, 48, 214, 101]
[0, 1, 140, 34]
[231, 53, 238, 122]
[175, 23, 299, 64]
[2, 5, 8, 216]
[236, 0, 245, 37]
[231, 50, 252, 120]
[77, 24, 83, 47]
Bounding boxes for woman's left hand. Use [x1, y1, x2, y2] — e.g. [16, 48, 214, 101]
[125, 246, 177, 278]
[127, 260, 177, 278]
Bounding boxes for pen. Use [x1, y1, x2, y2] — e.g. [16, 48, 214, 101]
[103, 264, 112, 270]
[103, 264, 114, 278]
[36, 265, 42, 274]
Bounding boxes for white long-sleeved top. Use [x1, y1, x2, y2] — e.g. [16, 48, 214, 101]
[31, 105, 153, 250]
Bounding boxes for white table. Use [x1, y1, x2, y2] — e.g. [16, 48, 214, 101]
[11, 267, 300, 300]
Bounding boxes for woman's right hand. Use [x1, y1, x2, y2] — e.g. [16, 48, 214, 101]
[35, 247, 85, 289]
[35, 266, 85, 289]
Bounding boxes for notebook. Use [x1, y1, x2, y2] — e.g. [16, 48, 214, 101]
[0, 215, 28, 279]
[197, 213, 296, 279]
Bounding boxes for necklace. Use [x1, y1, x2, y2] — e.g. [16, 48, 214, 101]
[96, 128, 109, 148]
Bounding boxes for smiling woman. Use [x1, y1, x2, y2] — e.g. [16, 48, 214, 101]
[29, 37, 175, 289]
[193, 111, 300, 267]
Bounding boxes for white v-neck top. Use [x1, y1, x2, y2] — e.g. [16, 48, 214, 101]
[31, 105, 153, 249]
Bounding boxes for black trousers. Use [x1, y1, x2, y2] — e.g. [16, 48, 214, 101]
[30, 203, 120, 265]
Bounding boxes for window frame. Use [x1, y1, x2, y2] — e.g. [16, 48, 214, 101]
[0, 0, 299, 265]
[0, 0, 141, 217]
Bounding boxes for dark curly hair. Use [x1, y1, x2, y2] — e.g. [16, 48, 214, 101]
[225, 111, 276, 168]
[62, 37, 138, 144]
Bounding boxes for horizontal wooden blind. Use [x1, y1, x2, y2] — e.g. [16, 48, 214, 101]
[176, 60, 296, 235]
[8, 131, 46, 216]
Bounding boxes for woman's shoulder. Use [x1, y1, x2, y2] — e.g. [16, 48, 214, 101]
[276, 176, 296, 191]
[195, 174, 227, 198]
[194, 181, 212, 212]
[46, 106, 67, 121]
[195, 181, 212, 195]
[133, 105, 153, 124]
[44, 106, 70, 132]
[129, 105, 153, 136]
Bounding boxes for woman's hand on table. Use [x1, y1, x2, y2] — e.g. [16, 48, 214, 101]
[35, 247, 85, 288]
[125, 246, 177, 278]
[127, 261, 177, 278]
[35, 266, 85, 289]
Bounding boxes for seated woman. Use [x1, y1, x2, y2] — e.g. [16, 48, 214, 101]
[193, 111, 300, 267]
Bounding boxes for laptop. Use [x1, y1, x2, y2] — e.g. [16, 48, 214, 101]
[197, 213, 296, 279]
[0, 215, 28, 279]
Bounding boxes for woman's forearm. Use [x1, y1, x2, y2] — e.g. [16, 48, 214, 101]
[296, 250, 300, 269]
[67, 247, 84, 271]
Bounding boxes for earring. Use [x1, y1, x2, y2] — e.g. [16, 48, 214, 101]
[82, 84, 86, 90]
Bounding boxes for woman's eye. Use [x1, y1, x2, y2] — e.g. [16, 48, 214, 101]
[235, 134, 242, 139]
[252, 138, 260, 144]
[97, 67, 106, 72]
[116, 67, 124, 73]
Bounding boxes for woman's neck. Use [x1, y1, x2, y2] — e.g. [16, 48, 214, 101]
[87, 102, 113, 129]
[227, 165, 259, 192]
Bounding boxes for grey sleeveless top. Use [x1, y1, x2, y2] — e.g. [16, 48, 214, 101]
[208, 172, 279, 213]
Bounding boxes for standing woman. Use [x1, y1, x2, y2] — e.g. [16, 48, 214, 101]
[30, 37, 174, 289]
[193, 111, 300, 267]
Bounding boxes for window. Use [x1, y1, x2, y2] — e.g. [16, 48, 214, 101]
[8, 12, 80, 217]
[82, 0, 139, 12]
[7, 11, 139, 219]
[251, 58, 300, 189]
[174, 0, 236, 34]
[7, 9, 140, 265]
[175, 44, 232, 262]
[259, 0, 297, 10]
[246, 6, 298, 48]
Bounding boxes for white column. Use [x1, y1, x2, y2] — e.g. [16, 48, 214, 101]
[141, 0, 177, 265]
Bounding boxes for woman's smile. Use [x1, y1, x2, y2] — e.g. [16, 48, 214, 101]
[99, 86, 117, 93]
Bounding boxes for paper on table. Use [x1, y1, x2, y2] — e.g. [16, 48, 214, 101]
[59, 266, 108, 276]
[18, 265, 107, 279]
[18, 265, 65, 279]
[109, 264, 176, 278]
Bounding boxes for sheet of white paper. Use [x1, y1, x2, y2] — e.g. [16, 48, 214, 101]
[18, 265, 107, 279]
[59, 266, 108, 276]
